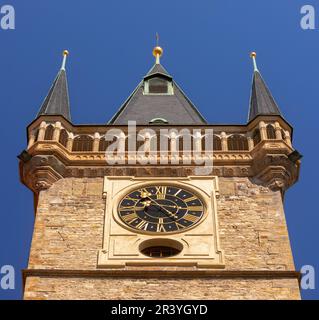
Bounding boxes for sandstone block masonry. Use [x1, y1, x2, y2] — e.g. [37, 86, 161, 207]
[23, 177, 300, 300]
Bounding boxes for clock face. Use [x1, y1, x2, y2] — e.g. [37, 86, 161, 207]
[118, 185, 204, 233]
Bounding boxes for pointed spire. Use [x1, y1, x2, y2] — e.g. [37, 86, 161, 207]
[37, 50, 71, 121]
[248, 51, 282, 122]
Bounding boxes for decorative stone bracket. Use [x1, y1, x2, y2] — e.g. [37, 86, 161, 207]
[252, 153, 300, 192]
[19, 155, 65, 193]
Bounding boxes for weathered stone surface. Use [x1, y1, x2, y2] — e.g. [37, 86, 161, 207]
[24, 277, 300, 300]
[28, 178, 104, 270]
[24, 176, 300, 299]
[217, 177, 295, 271]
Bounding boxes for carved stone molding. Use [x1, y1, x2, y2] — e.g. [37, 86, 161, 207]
[252, 153, 299, 192]
[20, 156, 65, 193]
[267, 179, 286, 191]
[19, 142, 300, 193]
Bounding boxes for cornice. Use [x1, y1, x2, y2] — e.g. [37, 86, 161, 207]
[22, 268, 301, 281]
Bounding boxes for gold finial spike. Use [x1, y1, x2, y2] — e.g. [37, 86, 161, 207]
[153, 33, 163, 64]
[250, 51, 258, 72]
[61, 50, 69, 70]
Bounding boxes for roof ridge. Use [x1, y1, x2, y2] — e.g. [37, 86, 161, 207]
[173, 81, 207, 123]
[107, 81, 143, 124]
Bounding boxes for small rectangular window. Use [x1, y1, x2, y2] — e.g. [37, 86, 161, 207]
[148, 77, 168, 94]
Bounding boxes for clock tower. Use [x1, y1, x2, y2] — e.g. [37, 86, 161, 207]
[19, 48, 301, 299]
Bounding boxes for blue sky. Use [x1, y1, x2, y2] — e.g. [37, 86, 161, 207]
[0, 0, 318, 299]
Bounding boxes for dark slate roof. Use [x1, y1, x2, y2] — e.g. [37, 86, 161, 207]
[37, 69, 71, 120]
[248, 71, 281, 122]
[109, 63, 207, 125]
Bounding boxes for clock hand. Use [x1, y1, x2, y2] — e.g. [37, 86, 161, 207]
[138, 191, 178, 218]
[140, 200, 151, 207]
[144, 197, 178, 219]
[160, 204, 183, 210]
[144, 203, 175, 222]
[157, 206, 178, 221]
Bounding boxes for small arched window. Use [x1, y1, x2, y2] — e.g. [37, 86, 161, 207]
[44, 125, 54, 140]
[252, 129, 261, 146]
[100, 135, 119, 152]
[141, 246, 181, 258]
[149, 118, 169, 124]
[59, 129, 68, 147]
[99, 137, 108, 152]
[227, 134, 249, 151]
[174, 132, 193, 152]
[137, 135, 146, 152]
[72, 135, 93, 152]
[213, 135, 222, 151]
[267, 125, 276, 139]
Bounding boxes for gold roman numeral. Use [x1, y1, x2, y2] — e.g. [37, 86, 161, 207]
[136, 220, 148, 230]
[184, 196, 198, 203]
[140, 188, 152, 198]
[157, 223, 165, 232]
[187, 206, 202, 211]
[121, 212, 138, 223]
[156, 218, 165, 232]
[120, 206, 136, 211]
[156, 186, 167, 199]
[141, 188, 152, 194]
[175, 222, 186, 230]
[183, 213, 199, 223]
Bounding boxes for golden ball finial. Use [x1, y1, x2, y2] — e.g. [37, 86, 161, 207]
[250, 51, 257, 58]
[153, 46, 163, 58]
[63, 50, 69, 56]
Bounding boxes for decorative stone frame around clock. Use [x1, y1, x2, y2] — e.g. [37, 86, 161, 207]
[97, 176, 225, 269]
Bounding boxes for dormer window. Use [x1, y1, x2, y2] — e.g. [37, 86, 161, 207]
[144, 76, 173, 95]
[149, 77, 168, 93]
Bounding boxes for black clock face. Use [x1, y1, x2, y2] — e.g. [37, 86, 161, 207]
[118, 185, 204, 233]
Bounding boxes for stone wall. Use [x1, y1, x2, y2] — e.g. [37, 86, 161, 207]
[217, 177, 295, 271]
[24, 176, 300, 299]
[27, 177, 105, 270]
[24, 277, 300, 300]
